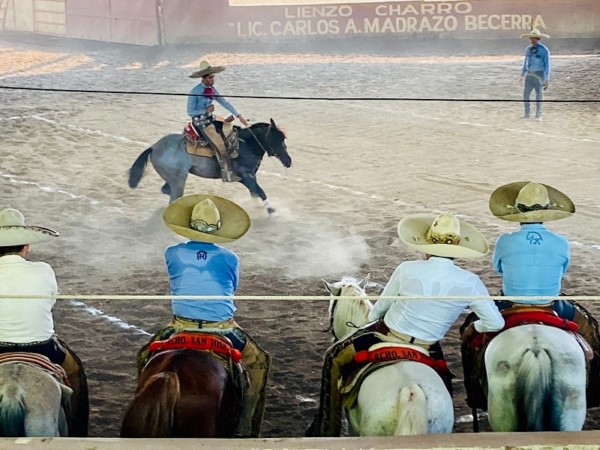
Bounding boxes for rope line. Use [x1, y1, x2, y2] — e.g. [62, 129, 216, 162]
[1, 85, 599, 103]
[2, 294, 600, 302]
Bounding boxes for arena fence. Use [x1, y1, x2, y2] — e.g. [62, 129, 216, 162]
[1, 431, 600, 449]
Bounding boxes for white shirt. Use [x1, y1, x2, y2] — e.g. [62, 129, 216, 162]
[368, 257, 504, 342]
[0, 255, 57, 343]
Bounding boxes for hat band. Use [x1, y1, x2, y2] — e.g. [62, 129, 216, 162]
[427, 233, 460, 246]
[190, 219, 221, 233]
[516, 203, 550, 213]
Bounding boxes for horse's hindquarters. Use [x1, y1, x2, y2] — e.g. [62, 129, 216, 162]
[351, 361, 453, 436]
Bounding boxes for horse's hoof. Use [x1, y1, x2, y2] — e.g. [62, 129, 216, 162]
[267, 207, 276, 215]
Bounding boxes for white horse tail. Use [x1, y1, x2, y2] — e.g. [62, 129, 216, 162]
[0, 383, 26, 436]
[518, 348, 552, 430]
[394, 384, 428, 435]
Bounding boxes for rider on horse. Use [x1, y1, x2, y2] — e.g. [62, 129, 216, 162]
[137, 194, 271, 438]
[188, 61, 248, 183]
[0, 208, 88, 436]
[477, 181, 600, 406]
[306, 212, 505, 437]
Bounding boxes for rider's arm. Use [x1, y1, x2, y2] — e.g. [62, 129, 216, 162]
[213, 87, 241, 118]
[491, 235, 505, 275]
[468, 278, 504, 333]
[368, 265, 402, 321]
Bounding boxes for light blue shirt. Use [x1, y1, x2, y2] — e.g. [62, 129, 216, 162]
[187, 82, 240, 118]
[521, 42, 551, 81]
[368, 257, 504, 342]
[492, 223, 570, 301]
[165, 241, 238, 321]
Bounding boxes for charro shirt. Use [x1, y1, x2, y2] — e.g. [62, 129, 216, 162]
[492, 223, 569, 302]
[187, 82, 240, 118]
[521, 42, 551, 81]
[165, 241, 238, 322]
[368, 257, 504, 342]
[0, 255, 57, 343]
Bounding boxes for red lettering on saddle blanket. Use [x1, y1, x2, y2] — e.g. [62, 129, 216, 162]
[355, 346, 449, 373]
[185, 123, 200, 139]
[470, 310, 579, 349]
[0, 352, 70, 386]
[149, 332, 242, 363]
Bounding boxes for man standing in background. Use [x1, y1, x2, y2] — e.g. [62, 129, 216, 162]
[519, 28, 551, 121]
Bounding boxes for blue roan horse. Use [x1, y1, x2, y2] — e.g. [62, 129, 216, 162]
[128, 120, 292, 214]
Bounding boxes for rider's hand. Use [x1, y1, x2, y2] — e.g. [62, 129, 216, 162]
[519, 76, 524, 84]
[206, 105, 215, 114]
[237, 114, 248, 127]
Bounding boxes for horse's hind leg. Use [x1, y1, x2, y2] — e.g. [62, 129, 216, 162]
[486, 362, 519, 431]
[168, 177, 187, 203]
[161, 183, 171, 196]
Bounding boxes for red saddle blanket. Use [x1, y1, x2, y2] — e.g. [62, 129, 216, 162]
[149, 331, 242, 363]
[354, 346, 448, 372]
[184, 123, 200, 139]
[0, 352, 70, 386]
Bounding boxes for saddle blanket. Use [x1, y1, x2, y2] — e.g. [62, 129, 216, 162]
[149, 331, 243, 363]
[0, 352, 69, 386]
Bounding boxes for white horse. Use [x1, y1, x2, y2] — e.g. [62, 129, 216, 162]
[0, 362, 72, 436]
[323, 275, 454, 436]
[484, 324, 587, 431]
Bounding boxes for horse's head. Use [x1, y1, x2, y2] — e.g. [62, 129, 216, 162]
[323, 274, 372, 341]
[250, 119, 292, 168]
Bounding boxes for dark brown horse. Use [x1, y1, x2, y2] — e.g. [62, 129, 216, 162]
[120, 349, 242, 438]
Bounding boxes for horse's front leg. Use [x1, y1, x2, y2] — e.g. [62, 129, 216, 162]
[239, 174, 275, 215]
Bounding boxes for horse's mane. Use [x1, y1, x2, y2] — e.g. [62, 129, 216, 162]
[328, 281, 373, 340]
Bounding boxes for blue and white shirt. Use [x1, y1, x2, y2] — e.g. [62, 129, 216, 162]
[521, 42, 551, 81]
[492, 223, 569, 301]
[165, 241, 239, 321]
[187, 82, 240, 118]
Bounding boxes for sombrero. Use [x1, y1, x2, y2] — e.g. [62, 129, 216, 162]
[520, 28, 550, 39]
[489, 181, 574, 223]
[398, 213, 489, 259]
[163, 194, 250, 243]
[189, 61, 225, 79]
[0, 208, 59, 246]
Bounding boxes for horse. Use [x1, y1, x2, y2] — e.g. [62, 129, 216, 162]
[0, 362, 72, 436]
[128, 120, 292, 214]
[483, 324, 587, 431]
[323, 276, 454, 436]
[120, 349, 241, 438]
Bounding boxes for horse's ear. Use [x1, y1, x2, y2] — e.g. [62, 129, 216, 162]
[323, 279, 342, 296]
[270, 118, 277, 128]
[357, 274, 371, 291]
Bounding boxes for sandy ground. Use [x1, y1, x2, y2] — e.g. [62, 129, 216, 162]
[1, 32, 600, 437]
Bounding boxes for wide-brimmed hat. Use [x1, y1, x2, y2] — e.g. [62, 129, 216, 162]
[489, 181, 574, 223]
[162, 194, 250, 243]
[0, 208, 59, 246]
[398, 213, 489, 259]
[520, 28, 550, 39]
[189, 61, 225, 79]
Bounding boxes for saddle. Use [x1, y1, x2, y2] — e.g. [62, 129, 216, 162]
[0, 352, 70, 386]
[183, 119, 239, 159]
[340, 343, 450, 409]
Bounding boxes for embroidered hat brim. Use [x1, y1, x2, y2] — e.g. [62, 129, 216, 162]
[397, 213, 489, 259]
[489, 181, 575, 223]
[163, 194, 250, 243]
[0, 226, 59, 246]
[189, 65, 225, 79]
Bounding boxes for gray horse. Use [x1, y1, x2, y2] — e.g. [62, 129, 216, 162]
[128, 119, 291, 214]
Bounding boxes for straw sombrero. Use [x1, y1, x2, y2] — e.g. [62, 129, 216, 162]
[163, 194, 250, 243]
[189, 61, 225, 79]
[520, 28, 550, 39]
[0, 208, 59, 246]
[489, 182, 574, 223]
[398, 213, 489, 259]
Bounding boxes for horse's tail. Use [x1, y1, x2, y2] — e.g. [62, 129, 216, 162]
[0, 384, 26, 437]
[120, 371, 180, 438]
[517, 347, 552, 430]
[394, 383, 428, 435]
[128, 147, 153, 189]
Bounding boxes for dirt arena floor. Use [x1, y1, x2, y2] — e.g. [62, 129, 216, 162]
[1, 32, 600, 438]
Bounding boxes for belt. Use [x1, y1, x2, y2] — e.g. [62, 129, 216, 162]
[389, 329, 434, 346]
[0, 337, 54, 347]
[172, 315, 233, 329]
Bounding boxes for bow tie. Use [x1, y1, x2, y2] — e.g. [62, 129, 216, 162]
[202, 87, 215, 99]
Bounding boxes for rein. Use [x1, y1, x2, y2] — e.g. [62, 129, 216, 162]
[245, 125, 271, 156]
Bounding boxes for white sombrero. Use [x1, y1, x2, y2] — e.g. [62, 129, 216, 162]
[189, 61, 225, 79]
[0, 208, 59, 246]
[489, 181, 574, 223]
[520, 28, 550, 39]
[398, 213, 489, 259]
[163, 194, 250, 244]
